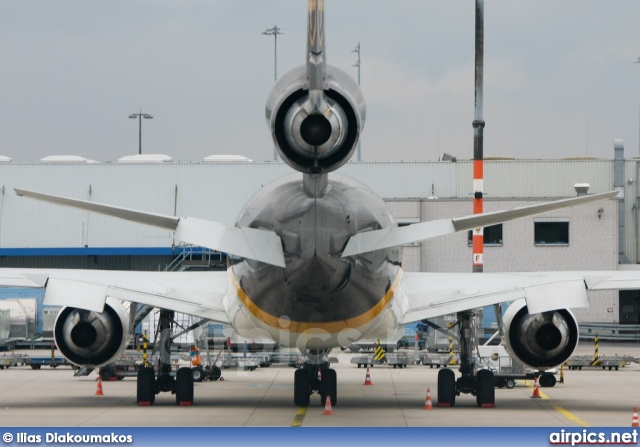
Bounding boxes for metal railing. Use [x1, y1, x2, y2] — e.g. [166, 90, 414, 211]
[579, 323, 640, 342]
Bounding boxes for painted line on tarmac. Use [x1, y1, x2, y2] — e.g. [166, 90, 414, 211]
[291, 407, 308, 427]
[524, 380, 590, 427]
[551, 404, 590, 427]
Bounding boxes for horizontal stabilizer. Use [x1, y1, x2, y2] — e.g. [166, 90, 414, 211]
[343, 190, 618, 257]
[15, 188, 179, 229]
[14, 188, 285, 268]
[174, 217, 285, 268]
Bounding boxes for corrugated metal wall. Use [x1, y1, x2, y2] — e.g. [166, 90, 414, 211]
[455, 160, 614, 198]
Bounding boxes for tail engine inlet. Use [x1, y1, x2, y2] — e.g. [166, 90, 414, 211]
[265, 65, 366, 173]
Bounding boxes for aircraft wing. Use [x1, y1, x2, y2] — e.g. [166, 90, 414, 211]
[343, 191, 618, 257]
[14, 188, 285, 268]
[0, 268, 231, 323]
[400, 270, 640, 324]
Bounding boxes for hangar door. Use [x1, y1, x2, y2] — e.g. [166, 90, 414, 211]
[619, 290, 640, 324]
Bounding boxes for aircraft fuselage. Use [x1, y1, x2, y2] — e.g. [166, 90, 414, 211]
[227, 172, 405, 350]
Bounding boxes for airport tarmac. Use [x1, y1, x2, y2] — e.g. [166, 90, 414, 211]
[0, 342, 639, 427]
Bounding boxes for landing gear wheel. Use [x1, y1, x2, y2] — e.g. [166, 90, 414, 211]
[476, 369, 495, 407]
[294, 368, 311, 407]
[99, 364, 117, 381]
[320, 368, 337, 407]
[539, 373, 557, 388]
[437, 368, 456, 407]
[211, 366, 222, 381]
[137, 367, 155, 405]
[191, 366, 204, 382]
[175, 367, 194, 405]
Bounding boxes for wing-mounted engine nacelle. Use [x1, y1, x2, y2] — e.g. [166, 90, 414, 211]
[502, 299, 579, 370]
[265, 65, 366, 173]
[54, 297, 130, 368]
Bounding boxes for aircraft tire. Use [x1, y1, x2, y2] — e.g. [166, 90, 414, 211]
[137, 367, 155, 405]
[539, 373, 557, 388]
[476, 369, 495, 407]
[294, 368, 311, 407]
[175, 367, 194, 405]
[211, 366, 222, 381]
[437, 368, 456, 407]
[320, 368, 337, 407]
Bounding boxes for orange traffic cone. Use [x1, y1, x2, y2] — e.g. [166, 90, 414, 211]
[632, 407, 639, 427]
[95, 376, 104, 396]
[324, 395, 334, 415]
[363, 367, 373, 386]
[424, 388, 433, 410]
[531, 377, 541, 398]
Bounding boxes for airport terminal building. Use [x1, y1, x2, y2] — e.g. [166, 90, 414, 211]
[0, 143, 639, 332]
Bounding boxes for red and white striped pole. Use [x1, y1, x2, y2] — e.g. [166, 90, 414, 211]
[472, 0, 485, 274]
[472, 160, 484, 272]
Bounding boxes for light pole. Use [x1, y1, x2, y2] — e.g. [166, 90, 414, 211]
[262, 25, 284, 82]
[263, 25, 284, 161]
[129, 109, 153, 155]
[634, 57, 640, 156]
[352, 43, 362, 161]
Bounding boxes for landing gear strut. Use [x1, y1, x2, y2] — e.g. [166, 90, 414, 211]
[293, 350, 337, 407]
[436, 310, 495, 408]
[135, 309, 194, 406]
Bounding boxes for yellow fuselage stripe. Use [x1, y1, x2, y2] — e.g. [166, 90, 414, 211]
[229, 268, 403, 334]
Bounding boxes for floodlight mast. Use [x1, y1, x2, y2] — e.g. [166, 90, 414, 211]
[353, 42, 362, 161]
[128, 109, 153, 155]
[262, 25, 285, 82]
[263, 25, 285, 161]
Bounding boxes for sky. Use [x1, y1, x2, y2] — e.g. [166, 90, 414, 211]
[1, 0, 640, 163]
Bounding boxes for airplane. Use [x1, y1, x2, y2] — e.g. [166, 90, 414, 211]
[2, 0, 640, 408]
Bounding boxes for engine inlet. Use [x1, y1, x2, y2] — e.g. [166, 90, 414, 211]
[300, 114, 332, 146]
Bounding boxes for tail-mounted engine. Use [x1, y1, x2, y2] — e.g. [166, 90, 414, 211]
[502, 299, 579, 370]
[265, 65, 366, 173]
[54, 297, 130, 367]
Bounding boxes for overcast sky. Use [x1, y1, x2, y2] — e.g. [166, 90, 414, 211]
[1, 1, 640, 163]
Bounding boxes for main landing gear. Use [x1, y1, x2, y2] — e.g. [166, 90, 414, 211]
[136, 309, 194, 406]
[293, 350, 337, 407]
[436, 310, 495, 408]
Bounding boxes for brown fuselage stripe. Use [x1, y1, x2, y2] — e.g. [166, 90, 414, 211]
[229, 268, 403, 334]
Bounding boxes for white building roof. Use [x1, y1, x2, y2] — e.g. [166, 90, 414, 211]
[203, 155, 253, 163]
[118, 154, 173, 163]
[40, 155, 96, 164]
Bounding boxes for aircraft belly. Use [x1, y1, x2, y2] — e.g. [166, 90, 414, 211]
[232, 286, 403, 350]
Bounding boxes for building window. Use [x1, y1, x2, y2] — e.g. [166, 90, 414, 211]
[534, 221, 569, 245]
[467, 224, 503, 246]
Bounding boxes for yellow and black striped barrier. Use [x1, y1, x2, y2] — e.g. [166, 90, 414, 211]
[142, 331, 148, 367]
[448, 336, 458, 365]
[373, 339, 386, 362]
[591, 335, 600, 366]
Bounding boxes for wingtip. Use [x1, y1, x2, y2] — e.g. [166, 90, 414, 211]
[14, 188, 24, 196]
